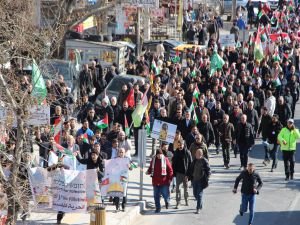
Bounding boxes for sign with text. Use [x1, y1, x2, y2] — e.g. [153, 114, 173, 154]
[29, 168, 101, 212]
[26, 105, 50, 126]
[151, 119, 177, 143]
[123, 0, 159, 8]
[101, 158, 130, 197]
[219, 34, 236, 48]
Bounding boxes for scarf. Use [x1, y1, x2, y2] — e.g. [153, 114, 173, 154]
[151, 155, 167, 177]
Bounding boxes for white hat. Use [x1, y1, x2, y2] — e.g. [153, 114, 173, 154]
[287, 118, 294, 123]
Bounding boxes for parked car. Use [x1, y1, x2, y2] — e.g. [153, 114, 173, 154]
[142, 39, 183, 60]
[94, 74, 148, 107]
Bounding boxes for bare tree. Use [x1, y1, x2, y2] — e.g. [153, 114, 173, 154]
[0, 0, 115, 224]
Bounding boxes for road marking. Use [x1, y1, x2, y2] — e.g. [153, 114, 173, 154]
[287, 193, 300, 219]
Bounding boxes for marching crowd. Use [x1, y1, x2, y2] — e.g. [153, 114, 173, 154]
[1, 1, 300, 225]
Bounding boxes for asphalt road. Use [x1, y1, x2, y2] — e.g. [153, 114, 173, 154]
[131, 104, 300, 225]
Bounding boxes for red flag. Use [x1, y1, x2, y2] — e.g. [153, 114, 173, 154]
[126, 88, 135, 108]
[283, 53, 289, 59]
[53, 117, 62, 144]
[269, 33, 280, 42]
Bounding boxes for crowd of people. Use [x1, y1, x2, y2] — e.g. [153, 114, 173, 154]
[1, 1, 300, 225]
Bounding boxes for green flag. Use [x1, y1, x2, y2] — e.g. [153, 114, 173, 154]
[210, 51, 225, 77]
[31, 59, 47, 104]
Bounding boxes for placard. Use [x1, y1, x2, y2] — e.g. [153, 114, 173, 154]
[27, 106, 50, 126]
[151, 119, 177, 143]
[219, 34, 236, 47]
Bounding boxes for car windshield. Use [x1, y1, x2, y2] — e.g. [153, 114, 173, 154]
[107, 77, 136, 93]
[40, 61, 72, 80]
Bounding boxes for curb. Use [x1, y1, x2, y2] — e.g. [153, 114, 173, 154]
[115, 201, 146, 225]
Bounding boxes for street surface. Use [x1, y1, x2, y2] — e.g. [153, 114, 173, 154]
[131, 104, 300, 225]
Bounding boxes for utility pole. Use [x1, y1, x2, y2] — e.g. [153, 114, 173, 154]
[138, 129, 147, 201]
[232, 0, 237, 21]
[136, 7, 141, 57]
[175, 0, 177, 39]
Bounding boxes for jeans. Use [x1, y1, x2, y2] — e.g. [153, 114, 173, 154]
[175, 173, 189, 204]
[238, 144, 249, 168]
[153, 185, 170, 210]
[240, 194, 256, 225]
[222, 142, 231, 165]
[270, 143, 280, 169]
[282, 151, 295, 177]
[262, 138, 270, 161]
[192, 180, 204, 210]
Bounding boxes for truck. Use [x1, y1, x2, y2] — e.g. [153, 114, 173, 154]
[65, 39, 127, 75]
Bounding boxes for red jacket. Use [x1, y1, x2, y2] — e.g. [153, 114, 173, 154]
[147, 157, 173, 186]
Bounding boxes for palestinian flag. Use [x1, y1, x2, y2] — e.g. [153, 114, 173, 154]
[83, 133, 89, 143]
[283, 53, 289, 59]
[120, 176, 127, 182]
[132, 88, 149, 127]
[254, 29, 264, 62]
[192, 86, 200, 104]
[151, 60, 159, 75]
[53, 117, 62, 144]
[273, 77, 281, 87]
[94, 113, 109, 130]
[54, 143, 74, 159]
[31, 59, 47, 104]
[189, 103, 199, 124]
[126, 88, 135, 108]
[130, 162, 138, 169]
[273, 48, 280, 62]
[124, 115, 130, 137]
[281, 32, 290, 43]
[269, 33, 280, 42]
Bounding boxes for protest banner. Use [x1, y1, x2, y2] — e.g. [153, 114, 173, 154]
[101, 158, 130, 197]
[29, 168, 100, 212]
[219, 34, 236, 48]
[26, 105, 50, 126]
[51, 169, 87, 212]
[151, 119, 177, 143]
[29, 167, 52, 209]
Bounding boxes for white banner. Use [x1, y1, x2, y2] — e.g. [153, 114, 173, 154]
[219, 34, 236, 48]
[101, 158, 130, 197]
[151, 119, 177, 143]
[29, 167, 52, 209]
[29, 168, 101, 212]
[26, 105, 50, 126]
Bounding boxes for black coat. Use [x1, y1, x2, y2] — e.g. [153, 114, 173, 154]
[172, 148, 193, 175]
[275, 104, 292, 126]
[235, 122, 254, 147]
[245, 108, 259, 133]
[76, 156, 105, 181]
[267, 121, 283, 144]
[197, 121, 215, 146]
[234, 170, 263, 195]
[186, 158, 211, 188]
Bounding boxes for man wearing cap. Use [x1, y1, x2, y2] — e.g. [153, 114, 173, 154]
[278, 118, 300, 180]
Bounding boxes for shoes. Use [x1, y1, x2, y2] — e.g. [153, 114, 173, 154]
[175, 203, 179, 209]
[195, 209, 200, 214]
[262, 160, 267, 166]
[239, 211, 243, 216]
[171, 186, 175, 193]
[165, 202, 169, 209]
[155, 208, 161, 213]
[216, 149, 219, 155]
[185, 200, 189, 206]
[285, 176, 290, 181]
[270, 169, 273, 172]
[234, 154, 237, 158]
[291, 174, 294, 180]
[57, 220, 62, 224]
[224, 164, 230, 169]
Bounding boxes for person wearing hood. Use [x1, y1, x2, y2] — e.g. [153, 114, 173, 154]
[278, 118, 300, 180]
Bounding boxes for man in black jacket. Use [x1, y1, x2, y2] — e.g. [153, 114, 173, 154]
[257, 107, 272, 166]
[210, 101, 225, 154]
[267, 115, 283, 172]
[245, 101, 259, 137]
[198, 114, 215, 148]
[235, 114, 254, 170]
[172, 140, 192, 209]
[274, 96, 292, 127]
[233, 163, 263, 225]
[218, 114, 235, 169]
